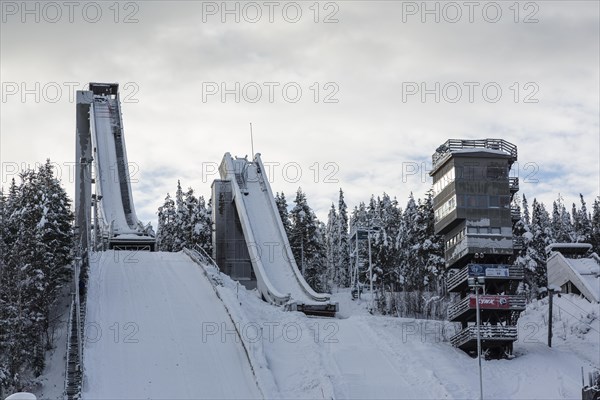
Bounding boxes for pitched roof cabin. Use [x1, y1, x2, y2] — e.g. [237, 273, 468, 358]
[546, 243, 600, 303]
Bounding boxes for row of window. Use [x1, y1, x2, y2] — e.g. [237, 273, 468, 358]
[445, 226, 505, 248]
[457, 194, 511, 209]
[434, 196, 456, 222]
[435, 194, 511, 223]
[433, 165, 510, 196]
[467, 226, 502, 235]
[446, 229, 465, 248]
[433, 168, 455, 196]
[462, 165, 508, 181]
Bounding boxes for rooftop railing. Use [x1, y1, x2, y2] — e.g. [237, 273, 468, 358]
[432, 139, 518, 171]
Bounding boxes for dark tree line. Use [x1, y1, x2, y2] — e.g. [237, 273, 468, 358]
[154, 180, 600, 316]
[277, 188, 445, 314]
[0, 161, 73, 394]
[281, 189, 600, 316]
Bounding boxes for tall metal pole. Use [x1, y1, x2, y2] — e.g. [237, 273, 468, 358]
[367, 229, 373, 310]
[300, 238, 305, 276]
[250, 122, 255, 157]
[475, 285, 483, 400]
[548, 289, 554, 347]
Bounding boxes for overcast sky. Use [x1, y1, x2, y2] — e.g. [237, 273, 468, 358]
[1, 0, 599, 226]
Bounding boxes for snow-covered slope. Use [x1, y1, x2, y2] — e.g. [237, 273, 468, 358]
[203, 258, 600, 400]
[82, 251, 261, 399]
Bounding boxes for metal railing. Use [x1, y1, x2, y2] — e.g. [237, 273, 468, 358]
[432, 139, 518, 170]
[447, 264, 525, 292]
[191, 244, 220, 269]
[511, 206, 521, 221]
[446, 268, 468, 292]
[513, 237, 524, 250]
[450, 325, 518, 348]
[448, 294, 526, 321]
[509, 177, 519, 193]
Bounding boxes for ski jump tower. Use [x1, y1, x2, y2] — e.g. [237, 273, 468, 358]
[75, 83, 155, 251]
[430, 139, 524, 358]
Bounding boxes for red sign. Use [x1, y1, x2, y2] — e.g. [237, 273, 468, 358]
[469, 295, 510, 309]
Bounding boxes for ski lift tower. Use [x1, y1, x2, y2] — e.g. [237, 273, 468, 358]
[349, 219, 381, 301]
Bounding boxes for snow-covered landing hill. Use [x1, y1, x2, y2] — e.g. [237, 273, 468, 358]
[34, 251, 598, 399]
[209, 260, 599, 399]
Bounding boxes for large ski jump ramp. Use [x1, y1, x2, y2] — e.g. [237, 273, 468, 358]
[87, 83, 154, 249]
[83, 250, 261, 399]
[219, 153, 337, 315]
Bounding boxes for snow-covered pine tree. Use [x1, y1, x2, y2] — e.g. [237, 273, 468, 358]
[336, 189, 350, 287]
[379, 193, 402, 238]
[193, 194, 213, 254]
[370, 193, 401, 293]
[522, 193, 531, 226]
[551, 196, 574, 243]
[416, 189, 445, 293]
[528, 199, 554, 292]
[0, 164, 72, 387]
[156, 193, 176, 251]
[397, 193, 421, 291]
[289, 188, 327, 292]
[513, 194, 536, 298]
[157, 183, 212, 253]
[325, 203, 338, 289]
[33, 160, 74, 348]
[0, 188, 8, 264]
[0, 188, 10, 392]
[172, 180, 187, 251]
[591, 197, 600, 254]
[10, 170, 49, 375]
[575, 194, 592, 243]
[275, 192, 292, 239]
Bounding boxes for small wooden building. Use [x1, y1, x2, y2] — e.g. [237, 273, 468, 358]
[547, 243, 600, 303]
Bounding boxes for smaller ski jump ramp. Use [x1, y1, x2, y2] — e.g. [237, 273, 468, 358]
[218, 153, 337, 316]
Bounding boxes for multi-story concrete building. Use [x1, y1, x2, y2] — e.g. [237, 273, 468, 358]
[430, 139, 525, 358]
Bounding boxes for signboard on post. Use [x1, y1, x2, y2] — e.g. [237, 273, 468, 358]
[485, 267, 509, 277]
[469, 295, 510, 309]
[468, 263, 510, 278]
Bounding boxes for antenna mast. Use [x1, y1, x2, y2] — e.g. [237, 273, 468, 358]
[250, 122, 255, 158]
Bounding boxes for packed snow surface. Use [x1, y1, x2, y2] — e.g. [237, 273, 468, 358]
[204, 256, 600, 399]
[83, 251, 261, 399]
[76, 249, 598, 399]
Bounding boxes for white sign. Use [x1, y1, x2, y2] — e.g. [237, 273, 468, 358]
[485, 267, 509, 277]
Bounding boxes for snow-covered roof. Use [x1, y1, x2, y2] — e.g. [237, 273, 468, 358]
[570, 257, 600, 276]
[546, 243, 592, 254]
[547, 251, 600, 303]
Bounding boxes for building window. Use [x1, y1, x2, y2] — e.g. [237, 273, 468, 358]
[435, 195, 457, 222]
[466, 226, 502, 235]
[433, 167, 455, 196]
[489, 196, 499, 208]
[446, 228, 466, 249]
[486, 166, 507, 180]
